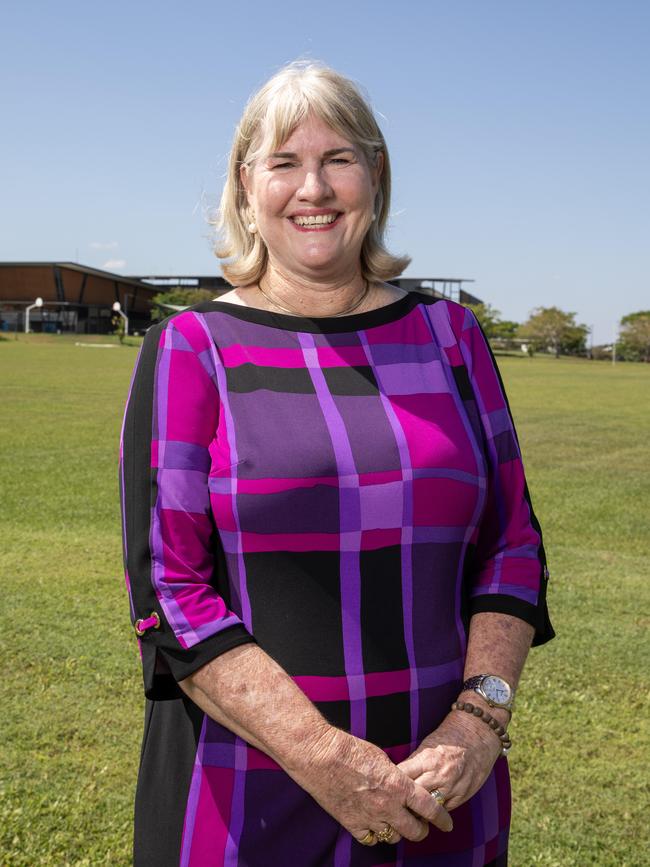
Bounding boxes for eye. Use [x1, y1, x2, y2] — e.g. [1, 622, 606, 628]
[270, 162, 295, 170]
[327, 157, 352, 166]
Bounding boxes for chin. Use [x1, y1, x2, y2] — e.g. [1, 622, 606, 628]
[298, 262, 348, 280]
[295, 248, 355, 272]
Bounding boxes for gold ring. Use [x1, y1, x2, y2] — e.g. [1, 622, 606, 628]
[359, 830, 375, 846]
[430, 788, 446, 805]
[376, 824, 395, 843]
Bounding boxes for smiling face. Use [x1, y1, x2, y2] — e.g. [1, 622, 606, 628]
[240, 114, 383, 283]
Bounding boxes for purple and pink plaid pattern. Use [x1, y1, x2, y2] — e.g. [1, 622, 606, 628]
[119, 292, 551, 866]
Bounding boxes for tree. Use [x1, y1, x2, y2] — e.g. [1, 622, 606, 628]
[618, 311, 650, 362]
[464, 303, 503, 339]
[492, 319, 519, 342]
[111, 312, 126, 344]
[150, 288, 217, 321]
[518, 307, 589, 358]
[463, 303, 522, 350]
[490, 318, 520, 351]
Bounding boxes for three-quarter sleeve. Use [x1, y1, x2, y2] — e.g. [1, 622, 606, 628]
[118, 311, 256, 699]
[448, 303, 554, 646]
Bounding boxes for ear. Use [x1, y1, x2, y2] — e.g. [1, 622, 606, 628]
[239, 162, 252, 202]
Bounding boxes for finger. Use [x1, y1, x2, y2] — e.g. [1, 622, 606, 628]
[371, 824, 403, 846]
[353, 829, 377, 847]
[410, 771, 478, 812]
[396, 754, 427, 779]
[413, 774, 469, 821]
[406, 782, 453, 832]
[388, 806, 430, 843]
[386, 829, 402, 845]
[411, 772, 460, 804]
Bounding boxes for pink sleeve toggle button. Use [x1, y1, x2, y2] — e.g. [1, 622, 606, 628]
[134, 611, 161, 637]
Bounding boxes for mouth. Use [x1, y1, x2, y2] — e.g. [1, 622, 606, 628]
[288, 212, 342, 232]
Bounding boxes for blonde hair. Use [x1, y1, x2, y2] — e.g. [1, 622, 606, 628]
[213, 60, 410, 286]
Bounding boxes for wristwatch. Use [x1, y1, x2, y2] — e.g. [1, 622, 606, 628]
[461, 674, 515, 711]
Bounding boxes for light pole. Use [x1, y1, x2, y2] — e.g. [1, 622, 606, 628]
[25, 297, 43, 333]
[112, 301, 129, 336]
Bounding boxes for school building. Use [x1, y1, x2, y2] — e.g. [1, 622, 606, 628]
[0, 261, 480, 334]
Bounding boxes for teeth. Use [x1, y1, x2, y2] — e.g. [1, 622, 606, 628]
[292, 213, 338, 226]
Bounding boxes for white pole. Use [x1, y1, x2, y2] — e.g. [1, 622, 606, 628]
[25, 297, 44, 333]
[112, 301, 129, 336]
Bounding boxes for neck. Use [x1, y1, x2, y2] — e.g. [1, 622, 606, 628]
[257, 262, 373, 317]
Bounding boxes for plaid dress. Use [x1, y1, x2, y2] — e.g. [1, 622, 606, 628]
[119, 292, 553, 866]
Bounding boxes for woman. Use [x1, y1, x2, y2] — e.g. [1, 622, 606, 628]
[119, 61, 553, 866]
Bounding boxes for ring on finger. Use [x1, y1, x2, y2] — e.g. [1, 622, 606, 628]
[376, 824, 396, 844]
[359, 830, 375, 846]
[430, 788, 446, 806]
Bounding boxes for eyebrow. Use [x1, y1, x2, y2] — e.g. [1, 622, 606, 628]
[267, 147, 357, 159]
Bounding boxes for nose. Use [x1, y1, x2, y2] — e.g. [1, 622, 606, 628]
[297, 167, 333, 201]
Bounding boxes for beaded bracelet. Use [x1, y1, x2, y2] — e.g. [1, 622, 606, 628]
[451, 701, 512, 755]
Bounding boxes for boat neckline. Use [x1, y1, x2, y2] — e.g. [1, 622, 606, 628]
[190, 290, 440, 333]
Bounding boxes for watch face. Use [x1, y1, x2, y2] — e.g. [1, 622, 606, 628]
[482, 676, 512, 706]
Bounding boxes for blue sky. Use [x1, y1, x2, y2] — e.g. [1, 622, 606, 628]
[2, 0, 648, 343]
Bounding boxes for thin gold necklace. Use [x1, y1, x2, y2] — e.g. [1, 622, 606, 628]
[257, 277, 371, 317]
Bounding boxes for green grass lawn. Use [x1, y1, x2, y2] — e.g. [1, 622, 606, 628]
[1, 334, 649, 866]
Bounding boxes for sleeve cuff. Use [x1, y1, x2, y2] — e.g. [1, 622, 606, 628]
[469, 591, 555, 647]
[141, 624, 258, 700]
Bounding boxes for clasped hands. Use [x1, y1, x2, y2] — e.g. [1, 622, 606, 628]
[300, 709, 503, 847]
